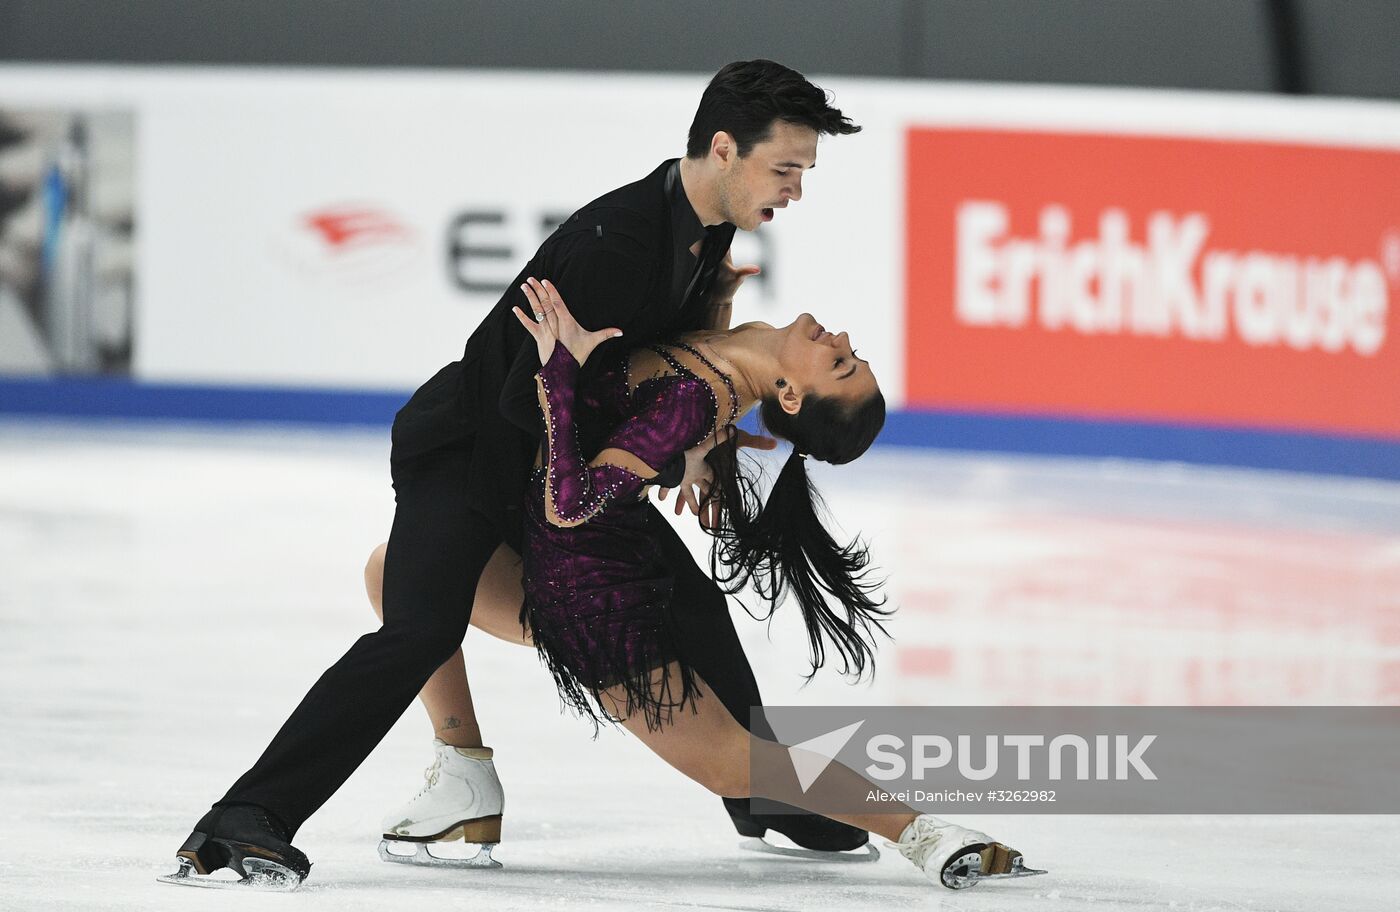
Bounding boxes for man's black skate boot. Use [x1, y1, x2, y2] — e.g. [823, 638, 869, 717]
[724, 797, 876, 860]
[160, 804, 312, 890]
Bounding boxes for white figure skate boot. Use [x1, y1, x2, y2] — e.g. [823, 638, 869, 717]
[378, 740, 504, 868]
[887, 815, 1045, 889]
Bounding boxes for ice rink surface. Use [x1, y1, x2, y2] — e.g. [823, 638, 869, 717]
[2, 418, 1398, 911]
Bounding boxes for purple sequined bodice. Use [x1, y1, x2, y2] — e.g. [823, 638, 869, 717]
[520, 341, 731, 729]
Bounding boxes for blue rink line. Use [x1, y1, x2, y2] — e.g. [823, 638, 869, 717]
[2, 375, 1398, 481]
[878, 411, 1400, 481]
[0, 375, 407, 426]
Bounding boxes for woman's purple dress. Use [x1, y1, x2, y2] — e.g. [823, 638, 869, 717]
[520, 340, 734, 730]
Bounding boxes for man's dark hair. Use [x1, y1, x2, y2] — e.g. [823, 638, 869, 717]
[686, 59, 860, 159]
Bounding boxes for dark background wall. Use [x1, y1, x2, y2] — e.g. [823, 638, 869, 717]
[0, 0, 1397, 100]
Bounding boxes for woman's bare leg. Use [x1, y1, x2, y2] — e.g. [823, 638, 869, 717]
[364, 542, 531, 748]
[600, 666, 917, 842]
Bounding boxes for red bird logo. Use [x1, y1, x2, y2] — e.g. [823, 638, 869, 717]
[302, 207, 413, 251]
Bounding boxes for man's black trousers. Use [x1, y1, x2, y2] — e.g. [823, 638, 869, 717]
[217, 445, 775, 836]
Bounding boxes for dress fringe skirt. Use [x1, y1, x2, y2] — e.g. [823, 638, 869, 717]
[521, 588, 701, 735]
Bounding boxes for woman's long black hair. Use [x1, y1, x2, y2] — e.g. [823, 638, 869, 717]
[705, 390, 892, 681]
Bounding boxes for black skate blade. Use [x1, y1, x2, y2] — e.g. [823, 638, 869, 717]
[158, 856, 303, 891]
[970, 865, 1049, 882]
[738, 836, 880, 863]
[942, 851, 1047, 889]
[952, 864, 1049, 888]
[378, 838, 502, 869]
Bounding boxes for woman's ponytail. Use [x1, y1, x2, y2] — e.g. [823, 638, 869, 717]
[705, 389, 890, 680]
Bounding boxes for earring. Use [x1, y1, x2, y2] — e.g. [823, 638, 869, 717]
[775, 378, 787, 388]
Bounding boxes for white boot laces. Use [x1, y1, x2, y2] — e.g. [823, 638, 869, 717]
[885, 817, 951, 870]
[414, 753, 445, 798]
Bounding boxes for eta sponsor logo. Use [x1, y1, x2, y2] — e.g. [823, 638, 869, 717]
[955, 201, 1390, 356]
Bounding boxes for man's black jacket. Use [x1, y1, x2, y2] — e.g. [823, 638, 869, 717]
[390, 159, 736, 543]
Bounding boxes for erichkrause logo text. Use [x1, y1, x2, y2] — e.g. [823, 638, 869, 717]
[956, 201, 1387, 356]
[904, 127, 1400, 438]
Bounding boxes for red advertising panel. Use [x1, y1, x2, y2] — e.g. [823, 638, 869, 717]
[905, 128, 1400, 439]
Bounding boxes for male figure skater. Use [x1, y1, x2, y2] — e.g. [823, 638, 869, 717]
[165, 59, 863, 889]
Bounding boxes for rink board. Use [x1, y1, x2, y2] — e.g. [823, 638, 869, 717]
[0, 65, 1398, 477]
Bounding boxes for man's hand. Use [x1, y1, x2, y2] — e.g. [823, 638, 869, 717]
[710, 251, 761, 308]
[657, 427, 778, 529]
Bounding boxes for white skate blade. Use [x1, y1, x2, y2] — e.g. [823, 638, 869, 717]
[738, 836, 880, 863]
[157, 857, 302, 891]
[378, 839, 502, 869]
[941, 850, 1047, 889]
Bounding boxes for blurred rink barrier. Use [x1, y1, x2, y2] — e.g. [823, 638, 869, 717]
[0, 65, 1396, 479]
[0, 105, 134, 375]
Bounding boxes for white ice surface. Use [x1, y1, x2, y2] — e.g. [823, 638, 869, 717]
[1, 418, 1397, 911]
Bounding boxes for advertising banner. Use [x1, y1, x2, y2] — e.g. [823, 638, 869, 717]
[2, 66, 1399, 474]
[2, 69, 888, 391]
[905, 127, 1400, 440]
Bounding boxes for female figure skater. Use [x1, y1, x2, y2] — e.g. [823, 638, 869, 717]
[367, 278, 1040, 890]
